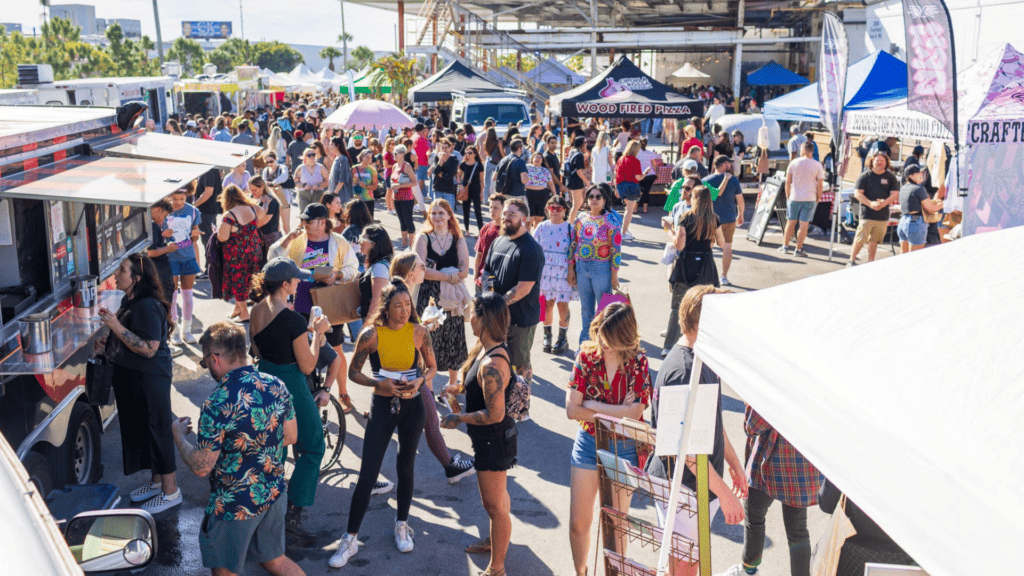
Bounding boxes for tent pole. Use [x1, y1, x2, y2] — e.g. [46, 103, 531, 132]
[828, 141, 838, 262]
[559, 116, 566, 198]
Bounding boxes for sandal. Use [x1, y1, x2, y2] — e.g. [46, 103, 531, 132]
[478, 568, 504, 576]
[464, 536, 491, 554]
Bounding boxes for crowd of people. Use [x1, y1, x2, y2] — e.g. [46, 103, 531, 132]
[97, 93, 923, 576]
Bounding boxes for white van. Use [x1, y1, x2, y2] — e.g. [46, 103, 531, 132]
[452, 92, 531, 138]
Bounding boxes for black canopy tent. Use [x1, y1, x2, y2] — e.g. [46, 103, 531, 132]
[549, 56, 704, 119]
[407, 61, 510, 103]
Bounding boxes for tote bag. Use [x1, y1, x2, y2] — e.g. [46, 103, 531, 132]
[810, 494, 857, 576]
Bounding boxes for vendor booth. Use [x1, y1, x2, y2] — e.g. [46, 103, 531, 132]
[690, 227, 1022, 576]
[549, 56, 704, 120]
[762, 51, 906, 122]
[407, 61, 508, 103]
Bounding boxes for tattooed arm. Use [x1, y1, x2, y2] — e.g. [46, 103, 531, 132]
[349, 326, 400, 396]
[414, 325, 438, 391]
[99, 308, 160, 358]
[442, 354, 508, 428]
[503, 280, 536, 306]
[171, 417, 220, 478]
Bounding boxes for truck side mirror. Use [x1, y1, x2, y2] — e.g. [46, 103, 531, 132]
[64, 509, 156, 574]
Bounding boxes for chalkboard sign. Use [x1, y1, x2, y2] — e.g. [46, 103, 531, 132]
[746, 173, 788, 245]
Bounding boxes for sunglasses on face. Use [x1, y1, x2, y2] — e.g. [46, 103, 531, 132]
[548, 206, 565, 212]
[305, 153, 316, 158]
[683, 186, 694, 191]
[588, 194, 603, 200]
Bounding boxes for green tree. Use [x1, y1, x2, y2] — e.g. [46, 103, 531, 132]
[253, 41, 303, 73]
[206, 38, 257, 74]
[320, 46, 342, 71]
[374, 53, 418, 104]
[565, 55, 585, 72]
[166, 37, 205, 77]
[338, 33, 353, 44]
[495, 53, 536, 72]
[351, 46, 374, 70]
[104, 23, 157, 76]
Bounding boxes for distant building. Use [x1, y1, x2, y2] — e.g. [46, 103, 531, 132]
[49, 4, 99, 34]
[0, 23, 22, 34]
[106, 18, 142, 38]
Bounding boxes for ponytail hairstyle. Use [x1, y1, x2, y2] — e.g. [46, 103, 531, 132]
[366, 277, 420, 328]
[459, 292, 511, 383]
[684, 185, 718, 241]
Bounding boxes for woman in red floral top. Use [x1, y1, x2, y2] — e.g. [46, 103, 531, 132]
[564, 302, 651, 576]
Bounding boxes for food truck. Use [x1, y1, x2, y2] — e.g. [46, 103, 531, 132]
[0, 104, 261, 495]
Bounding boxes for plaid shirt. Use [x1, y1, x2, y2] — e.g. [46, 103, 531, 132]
[744, 405, 822, 508]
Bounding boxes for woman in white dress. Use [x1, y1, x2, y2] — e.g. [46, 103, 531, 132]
[590, 131, 614, 186]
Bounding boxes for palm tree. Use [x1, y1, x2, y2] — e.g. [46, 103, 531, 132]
[319, 46, 342, 72]
[351, 46, 374, 70]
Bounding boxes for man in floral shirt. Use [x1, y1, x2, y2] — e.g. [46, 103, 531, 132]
[171, 322, 301, 576]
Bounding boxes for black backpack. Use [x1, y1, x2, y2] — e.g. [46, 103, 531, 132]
[562, 150, 580, 183]
[495, 155, 515, 194]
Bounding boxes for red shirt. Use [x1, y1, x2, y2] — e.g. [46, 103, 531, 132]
[681, 137, 703, 159]
[413, 135, 430, 167]
[569, 348, 652, 436]
[615, 155, 642, 185]
[473, 221, 501, 286]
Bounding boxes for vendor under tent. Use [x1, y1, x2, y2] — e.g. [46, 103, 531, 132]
[549, 55, 704, 119]
[407, 60, 508, 103]
[762, 50, 906, 122]
[691, 228, 1022, 576]
[746, 61, 809, 86]
[321, 99, 415, 130]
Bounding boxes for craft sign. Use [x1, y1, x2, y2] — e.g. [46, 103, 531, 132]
[968, 120, 1024, 144]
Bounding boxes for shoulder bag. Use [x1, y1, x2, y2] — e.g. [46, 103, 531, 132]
[310, 279, 361, 325]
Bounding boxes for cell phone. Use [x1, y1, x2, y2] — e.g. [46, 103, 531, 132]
[425, 258, 437, 270]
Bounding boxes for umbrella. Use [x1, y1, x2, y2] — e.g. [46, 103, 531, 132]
[322, 99, 415, 130]
[671, 62, 711, 81]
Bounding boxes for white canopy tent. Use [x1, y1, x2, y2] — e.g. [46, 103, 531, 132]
[692, 227, 1023, 576]
[671, 62, 712, 81]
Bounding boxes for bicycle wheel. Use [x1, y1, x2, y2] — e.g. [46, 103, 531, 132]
[319, 395, 347, 474]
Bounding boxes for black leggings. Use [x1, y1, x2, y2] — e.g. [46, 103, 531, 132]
[743, 486, 812, 576]
[395, 199, 416, 233]
[462, 193, 483, 231]
[347, 393, 426, 533]
[363, 199, 375, 220]
[639, 174, 657, 206]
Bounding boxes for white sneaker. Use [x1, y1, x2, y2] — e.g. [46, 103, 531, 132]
[139, 489, 181, 514]
[720, 276, 731, 286]
[169, 331, 184, 346]
[394, 521, 415, 553]
[777, 245, 789, 254]
[129, 481, 162, 503]
[371, 479, 394, 495]
[659, 330, 667, 337]
[661, 348, 670, 358]
[622, 230, 634, 241]
[183, 331, 197, 344]
[715, 564, 757, 576]
[328, 533, 360, 568]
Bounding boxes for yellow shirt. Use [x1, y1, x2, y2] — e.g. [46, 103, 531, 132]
[375, 323, 416, 371]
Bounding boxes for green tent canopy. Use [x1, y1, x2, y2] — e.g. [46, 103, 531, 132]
[338, 69, 391, 94]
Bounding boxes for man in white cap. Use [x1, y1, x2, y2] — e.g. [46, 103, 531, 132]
[183, 119, 200, 138]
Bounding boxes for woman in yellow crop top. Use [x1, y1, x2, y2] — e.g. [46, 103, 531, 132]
[333, 278, 437, 567]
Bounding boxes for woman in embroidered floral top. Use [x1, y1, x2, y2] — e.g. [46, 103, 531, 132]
[564, 302, 651, 576]
[569, 184, 622, 346]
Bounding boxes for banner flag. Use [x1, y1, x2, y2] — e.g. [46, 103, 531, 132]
[902, 0, 958, 138]
[818, 12, 849, 149]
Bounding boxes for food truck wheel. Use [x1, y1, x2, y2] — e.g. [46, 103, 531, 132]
[23, 451, 53, 496]
[50, 403, 102, 486]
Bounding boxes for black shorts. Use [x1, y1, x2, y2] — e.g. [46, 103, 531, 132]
[526, 188, 551, 218]
[468, 417, 518, 472]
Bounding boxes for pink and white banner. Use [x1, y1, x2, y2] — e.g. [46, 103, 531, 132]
[817, 12, 848, 148]
[902, 0, 957, 136]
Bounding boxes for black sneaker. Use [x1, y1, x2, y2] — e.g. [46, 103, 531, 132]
[445, 455, 476, 485]
[371, 479, 394, 495]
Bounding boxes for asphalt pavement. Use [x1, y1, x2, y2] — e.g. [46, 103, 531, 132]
[97, 182, 895, 576]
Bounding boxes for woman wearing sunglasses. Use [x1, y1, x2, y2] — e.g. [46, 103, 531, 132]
[568, 184, 621, 347]
[294, 146, 329, 212]
[533, 195, 576, 355]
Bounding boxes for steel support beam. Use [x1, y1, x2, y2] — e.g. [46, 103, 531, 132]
[733, 0, 746, 112]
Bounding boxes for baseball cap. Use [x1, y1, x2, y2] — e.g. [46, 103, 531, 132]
[299, 203, 330, 221]
[714, 154, 733, 167]
[296, 111, 306, 117]
[682, 158, 699, 171]
[186, 120, 197, 128]
[293, 129, 304, 140]
[262, 257, 312, 282]
[904, 164, 924, 177]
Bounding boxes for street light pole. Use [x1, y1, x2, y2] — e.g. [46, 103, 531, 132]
[151, 0, 165, 65]
[340, 0, 349, 70]
[239, 0, 245, 41]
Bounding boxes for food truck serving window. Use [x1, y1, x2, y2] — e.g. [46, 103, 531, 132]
[104, 132, 262, 170]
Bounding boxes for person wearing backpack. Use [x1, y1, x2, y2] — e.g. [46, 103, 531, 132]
[494, 139, 529, 200]
[440, 293, 519, 576]
[564, 136, 590, 221]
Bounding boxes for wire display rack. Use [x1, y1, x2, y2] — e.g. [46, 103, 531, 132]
[594, 415, 703, 575]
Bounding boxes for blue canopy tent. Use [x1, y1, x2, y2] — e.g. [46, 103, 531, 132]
[762, 51, 907, 121]
[747, 61, 809, 86]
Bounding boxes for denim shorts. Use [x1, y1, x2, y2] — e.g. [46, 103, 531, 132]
[897, 214, 928, 245]
[415, 165, 429, 181]
[570, 427, 638, 471]
[786, 200, 816, 223]
[169, 258, 201, 277]
[616, 181, 641, 201]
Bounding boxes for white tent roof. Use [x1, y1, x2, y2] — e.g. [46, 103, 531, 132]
[671, 62, 711, 80]
[692, 228, 1023, 576]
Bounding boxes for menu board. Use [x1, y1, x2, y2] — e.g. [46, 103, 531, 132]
[746, 173, 788, 246]
[47, 200, 77, 288]
[87, 204, 149, 278]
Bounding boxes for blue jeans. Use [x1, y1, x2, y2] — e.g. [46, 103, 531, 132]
[434, 191, 456, 207]
[576, 259, 612, 345]
[484, 161, 497, 200]
[346, 318, 363, 343]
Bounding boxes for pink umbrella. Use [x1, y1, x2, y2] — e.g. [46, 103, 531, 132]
[321, 99, 415, 130]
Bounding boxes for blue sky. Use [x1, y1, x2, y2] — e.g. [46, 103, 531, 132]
[5, 0, 400, 50]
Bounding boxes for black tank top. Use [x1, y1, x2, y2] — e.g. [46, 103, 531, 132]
[464, 343, 516, 415]
[426, 234, 459, 273]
